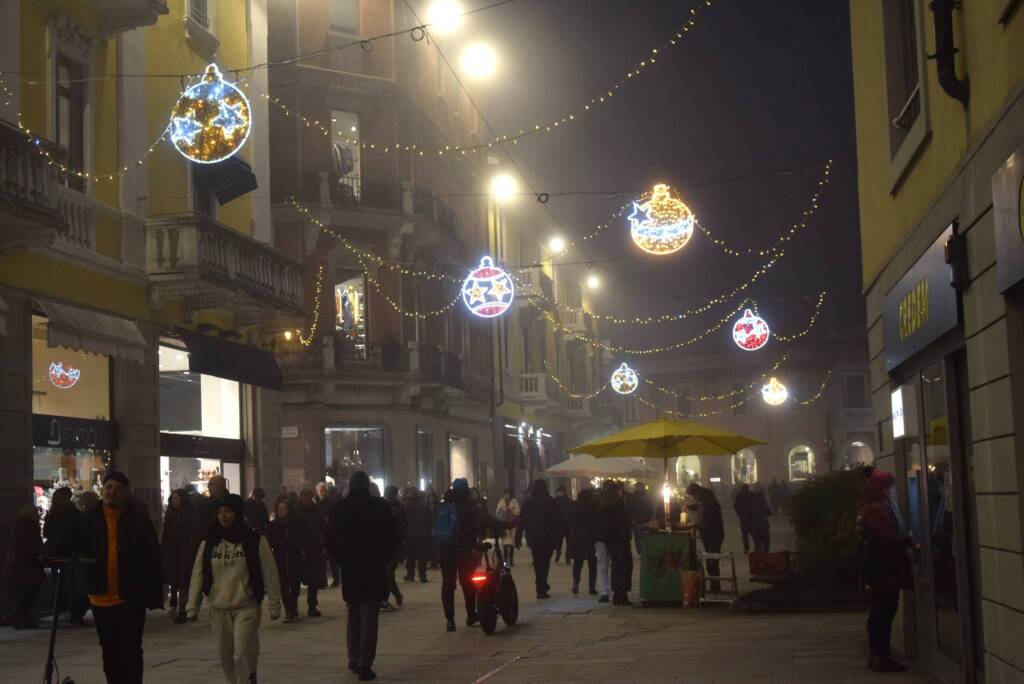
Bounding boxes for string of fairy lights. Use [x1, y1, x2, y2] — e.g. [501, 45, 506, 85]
[643, 350, 792, 402]
[542, 360, 611, 400]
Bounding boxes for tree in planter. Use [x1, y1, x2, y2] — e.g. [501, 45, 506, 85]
[784, 469, 864, 589]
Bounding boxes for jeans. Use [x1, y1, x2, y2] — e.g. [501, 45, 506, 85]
[92, 601, 146, 683]
[595, 542, 610, 597]
[607, 541, 633, 599]
[572, 556, 596, 592]
[530, 545, 554, 596]
[346, 600, 381, 670]
[439, 547, 476, 620]
[404, 537, 430, 580]
[867, 590, 901, 658]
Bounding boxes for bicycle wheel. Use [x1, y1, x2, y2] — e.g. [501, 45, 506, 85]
[499, 574, 518, 625]
[479, 604, 498, 634]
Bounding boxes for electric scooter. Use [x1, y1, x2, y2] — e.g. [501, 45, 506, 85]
[471, 538, 518, 634]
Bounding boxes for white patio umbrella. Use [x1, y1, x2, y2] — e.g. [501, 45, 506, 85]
[546, 454, 656, 479]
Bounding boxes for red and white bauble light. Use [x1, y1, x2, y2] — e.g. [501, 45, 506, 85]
[732, 308, 770, 351]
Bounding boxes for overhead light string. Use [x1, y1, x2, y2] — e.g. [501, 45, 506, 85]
[643, 350, 793, 401]
[295, 264, 326, 346]
[542, 360, 610, 399]
[752, 291, 827, 342]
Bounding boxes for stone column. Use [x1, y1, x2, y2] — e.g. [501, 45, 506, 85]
[0, 288, 33, 559]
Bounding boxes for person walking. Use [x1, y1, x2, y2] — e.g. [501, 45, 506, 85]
[3, 504, 44, 629]
[732, 484, 755, 553]
[553, 486, 572, 564]
[266, 497, 303, 623]
[162, 488, 201, 623]
[186, 494, 282, 683]
[43, 486, 87, 625]
[515, 479, 562, 599]
[857, 470, 913, 673]
[56, 471, 163, 683]
[746, 490, 772, 554]
[425, 489, 440, 570]
[626, 484, 654, 558]
[401, 487, 433, 583]
[243, 488, 269, 535]
[314, 482, 340, 588]
[297, 487, 327, 617]
[327, 471, 400, 682]
[493, 489, 520, 567]
[687, 483, 725, 591]
[596, 481, 634, 605]
[382, 485, 407, 610]
[568, 488, 598, 595]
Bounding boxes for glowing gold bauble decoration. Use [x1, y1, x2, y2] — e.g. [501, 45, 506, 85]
[761, 377, 789, 406]
[170, 64, 252, 164]
[610, 362, 639, 395]
[628, 184, 695, 255]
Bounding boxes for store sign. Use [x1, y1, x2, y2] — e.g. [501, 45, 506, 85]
[992, 143, 1024, 292]
[33, 414, 116, 450]
[48, 362, 81, 389]
[882, 225, 959, 371]
[891, 388, 905, 439]
[281, 426, 298, 439]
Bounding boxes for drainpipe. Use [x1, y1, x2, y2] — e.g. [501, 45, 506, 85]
[929, 0, 969, 106]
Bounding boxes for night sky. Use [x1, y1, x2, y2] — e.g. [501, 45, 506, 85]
[430, 0, 863, 356]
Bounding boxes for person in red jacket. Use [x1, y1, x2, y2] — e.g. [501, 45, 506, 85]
[856, 470, 913, 673]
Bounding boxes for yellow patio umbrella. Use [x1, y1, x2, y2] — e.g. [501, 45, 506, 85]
[567, 419, 766, 528]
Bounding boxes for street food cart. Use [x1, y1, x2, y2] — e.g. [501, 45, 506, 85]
[638, 529, 698, 605]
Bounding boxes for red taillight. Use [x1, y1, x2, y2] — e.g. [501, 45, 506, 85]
[471, 574, 488, 583]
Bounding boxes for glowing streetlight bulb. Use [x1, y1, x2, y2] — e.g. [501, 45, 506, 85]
[548, 236, 566, 253]
[461, 42, 497, 80]
[283, 330, 294, 341]
[585, 274, 601, 290]
[426, 0, 464, 34]
[489, 174, 517, 201]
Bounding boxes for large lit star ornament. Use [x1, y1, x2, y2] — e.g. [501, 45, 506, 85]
[169, 64, 252, 164]
[732, 308, 771, 351]
[610, 362, 639, 395]
[761, 377, 789, 406]
[628, 183, 695, 255]
[462, 256, 514, 318]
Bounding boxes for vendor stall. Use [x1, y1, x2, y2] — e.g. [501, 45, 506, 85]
[638, 530, 698, 605]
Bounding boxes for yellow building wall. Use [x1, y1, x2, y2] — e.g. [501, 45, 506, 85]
[850, 2, 1024, 286]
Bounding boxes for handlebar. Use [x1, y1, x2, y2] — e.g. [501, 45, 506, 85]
[40, 555, 96, 567]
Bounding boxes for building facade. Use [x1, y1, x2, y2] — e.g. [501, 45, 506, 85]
[849, 1, 1024, 681]
[0, 0, 297, 550]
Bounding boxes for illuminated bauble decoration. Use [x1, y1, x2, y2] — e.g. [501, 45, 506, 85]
[762, 377, 789, 406]
[610, 362, 639, 395]
[462, 256, 514, 318]
[628, 183, 695, 255]
[732, 308, 771, 351]
[169, 64, 252, 164]
[48, 362, 81, 389]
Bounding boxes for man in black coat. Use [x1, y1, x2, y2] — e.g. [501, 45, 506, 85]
[58, 471, 163, 684]
[515, 479, 563, 599]
[328, 471, 400, 682]
[553, 486, 573, 564]
[298, 487, 328, 616]
[401, 487, 433, 583]
[733, 484, 755, 553]
[596, 481, 634, 605]
[43, 486, 88, 625]
[687, 483, 726, 591]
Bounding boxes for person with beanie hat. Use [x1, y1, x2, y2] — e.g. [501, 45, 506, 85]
[187, 493, 282, 683]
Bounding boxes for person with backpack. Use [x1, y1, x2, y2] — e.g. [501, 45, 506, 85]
[434, 478, 506, 632]
[515, 479, 564, 599]
[187, 493, 282, 684]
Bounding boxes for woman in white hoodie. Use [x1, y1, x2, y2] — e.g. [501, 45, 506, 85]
[187, 494, 282, 684]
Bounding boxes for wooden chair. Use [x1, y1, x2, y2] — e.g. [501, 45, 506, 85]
[697, 551, 739, 608]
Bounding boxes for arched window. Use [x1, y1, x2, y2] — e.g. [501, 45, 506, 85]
[731, 449, 758, 484]
[788, 444, 816, 481]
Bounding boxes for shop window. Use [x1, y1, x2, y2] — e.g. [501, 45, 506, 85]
[844, 372, 868, 407]
[788, 444, 816, 481]
[330, 110, 361, 201]
[449, 435, 474, 484]
[335, 272, 368, 360]
[32, 322, 110, 421]
[675, 455, 700, 488]
[416, 428, 434, 492]
[161, 456, 240, 501]
[330, 0, 359, 34]
[55, 53, 85, 191]
[325, 426, 384, 489]
[732, 448, 758, 485]
[158, 345, 240, 439]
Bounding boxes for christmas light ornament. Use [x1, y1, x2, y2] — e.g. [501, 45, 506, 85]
[610, 362, 639, 395]
[48, 362, 81, 389]
[628, 184, 695, 255]
[761, 377, 788, 406]
[462, 256, 514, 318]
[169, 64, 252, 164]
[732, 308, 771, 351]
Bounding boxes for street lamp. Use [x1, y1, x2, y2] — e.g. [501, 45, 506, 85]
[489, 174, 518, 201]
[426, 0, 464, 34]
[585, 273, 601, 290]
[460, 42, 497, 80]
[548, 236, 566, 253]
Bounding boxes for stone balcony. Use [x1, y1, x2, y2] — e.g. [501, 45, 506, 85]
[90, 0, 169, 34]
[560, 308, 592, 337]
[567, 395, 592, 419]
[0, 122, 65, 251]
[146, 213, 303, 316]
[830, 406, 876, 431]
[514, 268, 554, 309]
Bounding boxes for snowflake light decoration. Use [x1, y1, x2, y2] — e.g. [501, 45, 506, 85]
[628, 183, 695, 255]
[610, 362, 639, 395]
[169, 64, 252, 164]
[461, 256, 515, 318]
[732, 308, 771, 351]
[48, 362, 81, 389]
[761, 377, 788, 406]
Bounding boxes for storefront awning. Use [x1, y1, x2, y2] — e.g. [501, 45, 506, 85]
[177, 328, 282, 390]
[35, 297, 147, 364]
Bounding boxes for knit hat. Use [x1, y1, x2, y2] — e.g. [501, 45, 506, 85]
[869, 470, 896, 489]
[217, 493, 245, 518]
[452, 478, 469, 493]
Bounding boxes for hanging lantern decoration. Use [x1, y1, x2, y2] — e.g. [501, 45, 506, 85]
[461, 256, 515, 318]
[627, 183, 695, 255]
[761, 377, 788, 406]
[732, 308, 771, 351]
[169, 64, 252, 164]
[610, 362, 639, 395]
[48, 362, 81, 389]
